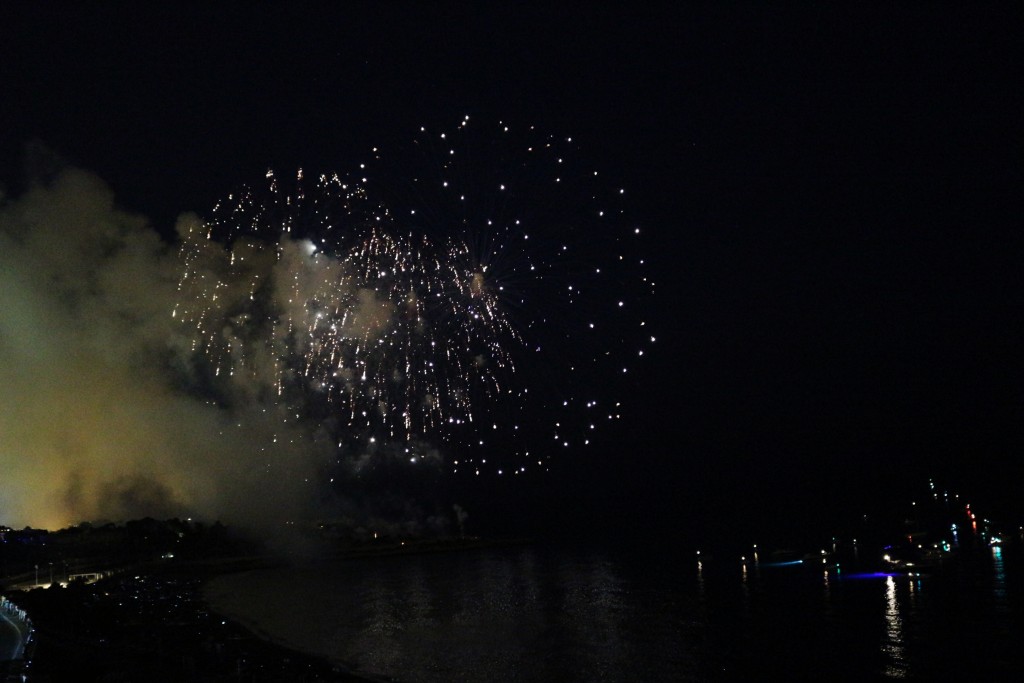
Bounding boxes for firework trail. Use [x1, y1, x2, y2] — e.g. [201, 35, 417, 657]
[174, 117, 653, 474]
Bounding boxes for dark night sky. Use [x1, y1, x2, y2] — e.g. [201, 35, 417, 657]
[2, 3, 1021, 541]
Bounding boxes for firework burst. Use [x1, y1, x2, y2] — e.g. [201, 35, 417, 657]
[174, 117, 652, 474]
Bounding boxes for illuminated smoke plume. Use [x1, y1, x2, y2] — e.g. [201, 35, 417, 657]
[0, 169, 328, 529]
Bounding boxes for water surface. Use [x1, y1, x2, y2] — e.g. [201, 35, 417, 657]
[205, 542, 1021, 681]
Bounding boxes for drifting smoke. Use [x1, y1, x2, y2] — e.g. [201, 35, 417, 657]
[0, 168, 329, 530]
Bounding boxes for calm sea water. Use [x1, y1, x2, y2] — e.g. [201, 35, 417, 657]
[205, 541, 1021, 681]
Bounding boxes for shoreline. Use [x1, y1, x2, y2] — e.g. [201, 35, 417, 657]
[4, 560, 364, 681]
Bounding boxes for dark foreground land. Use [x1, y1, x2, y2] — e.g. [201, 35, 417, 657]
[0, 519, 378, 682]
[2, 560, 366, 683]
[1, 519, 523, 682]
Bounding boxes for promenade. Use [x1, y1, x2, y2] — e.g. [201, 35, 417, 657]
[0, 596, 30, 662]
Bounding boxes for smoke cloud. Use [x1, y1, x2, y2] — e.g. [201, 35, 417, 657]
[0, 168, 332, 530]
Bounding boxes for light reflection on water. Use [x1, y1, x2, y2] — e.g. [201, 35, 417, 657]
[205, 543, 1020, 681]
[882, 575, 906, 679]
[991, 546, 1007, 613]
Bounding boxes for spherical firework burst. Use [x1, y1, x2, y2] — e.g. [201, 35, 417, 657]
[174, 117, 653, 475]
